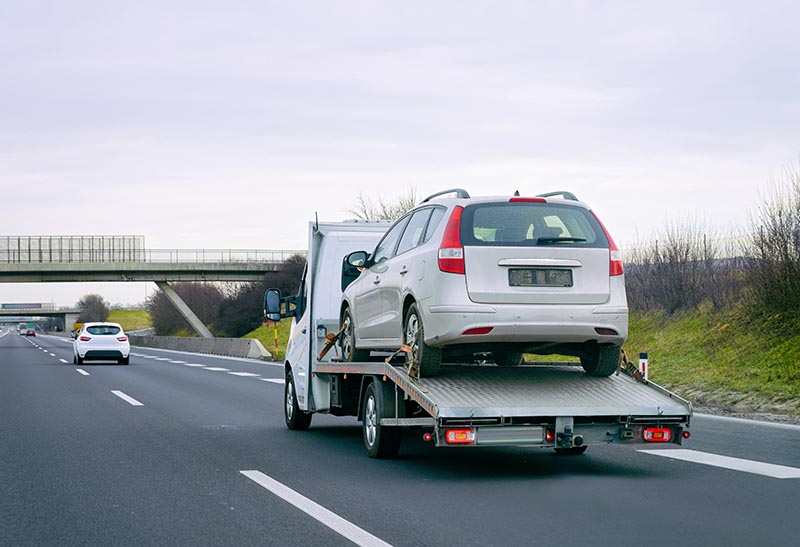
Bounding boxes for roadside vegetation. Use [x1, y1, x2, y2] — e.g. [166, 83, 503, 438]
[107, 309, 152, 332]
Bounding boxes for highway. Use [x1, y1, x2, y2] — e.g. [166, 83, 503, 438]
[1, 330, 799, 547]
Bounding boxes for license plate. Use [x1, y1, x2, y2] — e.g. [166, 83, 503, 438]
[508, 268, 573, 287]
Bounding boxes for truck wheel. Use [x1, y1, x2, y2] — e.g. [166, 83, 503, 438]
[580, 345, 620, 377]
[341, 308, 370, 362]
[285, 370, 312, 430]
[493, 350, 524, 366]
[362, 382, 401, 458]
[404, 303, 442, 377]
[554, 446, 588, 455]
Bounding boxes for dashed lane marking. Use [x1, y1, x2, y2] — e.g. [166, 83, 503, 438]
[59, 359, 68, 364]
[76, 369, 90, 376]
[240, 470, 393, 547]
[260, 378, 285, 384]
[204, 367, 230, 372]
[183, 363, 206, 367]
[48, 353, 56, 356]
[639, 449, 800, 479]
[168, 360, 187, 364]
[111, 390, 144, 407]
[228, 372, 261, 377]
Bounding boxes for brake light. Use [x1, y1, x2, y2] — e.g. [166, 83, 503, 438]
[591, 211, 624, 276]
[445, 429, 475, 445]
[462, 327, 493, 335]
[509, 197, 546, 203]
[117, 336, 128, 342]
[643, 427, 672, 442]
[438, 206, 465, 274]
[79, 336, 91, 341]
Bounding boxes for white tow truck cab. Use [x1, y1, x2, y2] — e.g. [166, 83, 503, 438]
[265, 219, 692, 459]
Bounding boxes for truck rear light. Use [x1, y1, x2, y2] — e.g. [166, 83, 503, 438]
[509, 197, 546, 203]
[682, 430, 691, 439]
[591, 211, 624, 276]
[117, 336, 128, 342]
[545, 428, 555, 443]
[643, 427, 672, 442]
[79, 336, 91, 341]
[462, 327, 493, 335]
[438, 206, 465, 274]
[445, 429, 475, 445]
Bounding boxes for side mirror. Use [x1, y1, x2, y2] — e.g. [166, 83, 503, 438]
[342, 251, 369, 291]
[264, 289, 282, 322]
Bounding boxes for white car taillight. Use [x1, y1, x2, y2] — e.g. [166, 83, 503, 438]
[438, 206, 465, 274]
[591, 211, 624, 276]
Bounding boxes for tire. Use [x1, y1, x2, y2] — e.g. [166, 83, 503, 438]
[72, 353, 77, 364]
[362, 381, 401, 459]
[580, 345, 621, 377]
[285, 370, 312, 431]
[403, 303, 442, 377]
[493, 350, 524, 366]
[340, 308, 370, 362]
[120, 357, 130, 365]
[76, 354, 84, 365]
[554, 446, 588, 455]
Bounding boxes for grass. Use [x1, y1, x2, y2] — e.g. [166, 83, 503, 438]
[107, 309, 152, 332]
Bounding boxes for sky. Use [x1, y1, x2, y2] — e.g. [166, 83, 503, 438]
[1, 1, 799, 307]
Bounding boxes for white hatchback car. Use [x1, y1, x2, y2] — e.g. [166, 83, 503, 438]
[73, 322, 131, 365]
[340, 189, 628, 377]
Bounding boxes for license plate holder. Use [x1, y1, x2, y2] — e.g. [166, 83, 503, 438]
[508, 268, 573, 287]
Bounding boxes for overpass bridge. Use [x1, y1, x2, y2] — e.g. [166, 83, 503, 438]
[1, 236, 308, 337]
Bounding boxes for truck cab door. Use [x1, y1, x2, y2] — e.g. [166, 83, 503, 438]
[285, 267, 312, 410]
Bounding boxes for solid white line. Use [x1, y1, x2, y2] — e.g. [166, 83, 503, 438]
[260, 378, 285, 384]
[240, 470, 393, 547]
[59, 359, 68, 364]
[204, 367, 230, 372]
[76, 369, 90, 376]
[128, 345, 283, 366]
[228, 372, 261, 377]
[111, 390, 144, 407]
[695, 413, 800, 431]
[639, 449, 800, 479]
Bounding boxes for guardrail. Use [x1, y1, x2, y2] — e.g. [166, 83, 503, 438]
[128, 335, 272, 360]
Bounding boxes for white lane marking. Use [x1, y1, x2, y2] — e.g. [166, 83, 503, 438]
[639, 449, 800, 479]
[126, 346, 284, 366]
[168, 360, 187, 364]
[240, 470, 393, 547]
[59, 359, 68, 364]
[695, 413, 800, 431]
[228, 372, 261, 377]
[49, 352, 56, 356]
[76, 369, 90, 376]
[111, 390, 144, 407]
[204, 367, 230, 372]
[260, 378, 285, 384]
[183, 363, 206, 367]
[154, 357, 171, 361]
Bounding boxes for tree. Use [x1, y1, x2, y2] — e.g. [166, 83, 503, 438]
[347, 187, 418, 220]
[77, 294, 110, 322]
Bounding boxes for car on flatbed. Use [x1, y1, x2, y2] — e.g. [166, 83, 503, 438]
[340, 189, 628, 377]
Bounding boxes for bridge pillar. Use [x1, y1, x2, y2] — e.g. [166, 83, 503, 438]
[64, 313, 80, 333]
[154, 281, 214, 338]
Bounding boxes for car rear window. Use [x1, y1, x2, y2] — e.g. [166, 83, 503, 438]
[461, 203, 608, 248]
[86, 325, 122, 335]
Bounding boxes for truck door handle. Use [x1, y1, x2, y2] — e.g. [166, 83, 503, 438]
[399, 267, 408, 275]
[373, 276, 381, 284]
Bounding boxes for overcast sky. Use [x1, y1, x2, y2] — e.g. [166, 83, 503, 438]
[2, 1, 799, 307]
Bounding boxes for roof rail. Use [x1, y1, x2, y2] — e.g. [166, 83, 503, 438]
[421, 188, 470, 204]
[536, 191, 579, 201]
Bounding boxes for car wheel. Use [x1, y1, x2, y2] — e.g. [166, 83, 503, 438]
[72, 353, 77, 364]
[580, 345, 621, 377]
[404, 303, 442, 377]
[340, 307, 370, 362]
[493, 350, 524, 366]
[120, 357, 130, 365]
[76, 354, 84, 365]
[362, 381, 401, 459]
[554, 446, 588, 455]
[285, 370, 312, 430]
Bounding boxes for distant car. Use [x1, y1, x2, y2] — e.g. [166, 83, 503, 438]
[25, 329, 36, 337]
[73, 322, 130, 365]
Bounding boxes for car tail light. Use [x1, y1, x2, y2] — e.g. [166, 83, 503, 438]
[445, 429, 475, 445]
[117, 336, 128, 342]
[462, 327, 493, 335]
[79, 336, 91, 341]
[509, 197, 546, 203]
[438, 206, 465, 274]
[591, 211, 624, 276]
[643, 427, 672, 442]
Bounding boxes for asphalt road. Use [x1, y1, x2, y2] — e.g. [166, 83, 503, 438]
[1, 330, 799, 547]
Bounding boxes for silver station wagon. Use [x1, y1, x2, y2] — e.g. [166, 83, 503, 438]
[339, 189, 628, 377]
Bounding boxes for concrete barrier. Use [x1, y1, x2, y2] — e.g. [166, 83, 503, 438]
[129, 335, 271, 360]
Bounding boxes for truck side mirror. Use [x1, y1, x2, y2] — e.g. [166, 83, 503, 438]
[264, 289, 283, 322]
[342, 251, 369, 291]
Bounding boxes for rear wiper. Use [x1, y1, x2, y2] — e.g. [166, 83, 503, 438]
[536, 237, 587, 245]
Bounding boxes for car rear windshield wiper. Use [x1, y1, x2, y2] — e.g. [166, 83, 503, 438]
[536, 237, 587, 245]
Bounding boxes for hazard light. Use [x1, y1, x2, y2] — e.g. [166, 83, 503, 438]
[445, 429, 475, 445]
[643, 427, 672, 442]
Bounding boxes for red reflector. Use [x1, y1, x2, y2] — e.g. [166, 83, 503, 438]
[117, 336, 128, 342]
[643, 427, 672, 442]
[462, 327, 493, 335]
[594, 327, 618, 336]
[682, 430, 691, 439]
[79, 336, 91, 341]
[423, 433, 433, 442]
[445, 429, 475, 445]
[509, 197, 546, 203]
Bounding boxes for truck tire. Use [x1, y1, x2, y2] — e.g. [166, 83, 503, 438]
[580, 345, 621, 377]
[341, 308, 370, 362]
[362, 381, 401, 458]
[404, 303, 442, 377]
[493, 350, 524, 366]
[285, 370, 312, 430]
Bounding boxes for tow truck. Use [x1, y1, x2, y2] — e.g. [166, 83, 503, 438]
[265, 219, 692, 458]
